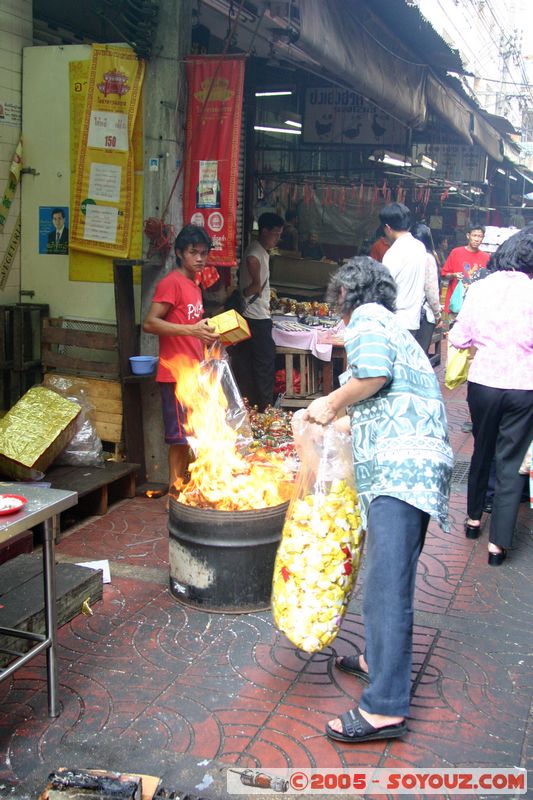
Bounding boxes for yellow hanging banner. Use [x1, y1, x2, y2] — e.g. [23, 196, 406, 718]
[0, 215, 21, 289]
[70, 45, 144, 258]
[0, 139, 23, 232]
[68, 57, 143, 282]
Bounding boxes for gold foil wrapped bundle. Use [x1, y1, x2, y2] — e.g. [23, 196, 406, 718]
[272, 478, 364, 653]
[0, 386, 81, 480]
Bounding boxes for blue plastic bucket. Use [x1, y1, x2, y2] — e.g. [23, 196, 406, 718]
[129, 356, 157, 375]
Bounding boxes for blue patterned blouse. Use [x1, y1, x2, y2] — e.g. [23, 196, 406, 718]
[341, 303, 452, 532]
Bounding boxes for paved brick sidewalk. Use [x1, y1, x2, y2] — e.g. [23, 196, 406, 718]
[1, 363, 531, 799]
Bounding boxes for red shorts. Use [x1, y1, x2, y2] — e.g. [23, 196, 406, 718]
[159, 383, 188, 445]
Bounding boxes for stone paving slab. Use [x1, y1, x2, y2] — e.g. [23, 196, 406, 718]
[0, 367, 532, 799]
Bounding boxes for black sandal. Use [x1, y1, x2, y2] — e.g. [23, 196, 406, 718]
[464, 520, 481, 539]
[326, 707, 407, 743]
[333, 655, 370, 683]
[488, 548, 506, 566]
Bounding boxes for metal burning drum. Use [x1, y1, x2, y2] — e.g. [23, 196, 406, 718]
[169, 496, 289, 612]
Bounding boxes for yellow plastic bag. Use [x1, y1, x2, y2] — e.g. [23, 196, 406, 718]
[444, 345, 469, 390]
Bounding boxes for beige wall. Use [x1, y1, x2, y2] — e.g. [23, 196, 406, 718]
[21, 44, 141, 322]
[0, 0, 32, 304]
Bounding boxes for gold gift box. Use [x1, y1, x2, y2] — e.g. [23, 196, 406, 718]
[0, 386, 81, 480]
[209, 309, 251, 345]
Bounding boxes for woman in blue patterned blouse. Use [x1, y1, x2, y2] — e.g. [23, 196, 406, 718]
[305, 256, 453, 745]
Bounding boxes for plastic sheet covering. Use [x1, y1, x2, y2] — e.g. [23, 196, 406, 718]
[298, 0, 427, 128]
[44, 375, 104, 467]
[200, 344, 253, 451]
[272, 410, 364, 653]
[0, 386, 80, 481]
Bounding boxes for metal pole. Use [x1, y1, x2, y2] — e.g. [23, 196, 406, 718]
[42, 515, 59, 717]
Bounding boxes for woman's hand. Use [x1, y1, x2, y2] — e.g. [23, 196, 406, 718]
[304, 395, 337, 426]
[333, 415, 351, 435]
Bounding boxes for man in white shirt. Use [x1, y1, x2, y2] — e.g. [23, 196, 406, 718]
[231, 212, 284, 410]
[380, 203, 426, 334]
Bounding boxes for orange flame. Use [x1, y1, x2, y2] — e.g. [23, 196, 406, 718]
[162, 354, 291, 510]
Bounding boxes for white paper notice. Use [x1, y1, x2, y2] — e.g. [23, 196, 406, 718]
[84, 204, 119, 243]
[88, 110, 129, 151]
[0, 100, 22, 126]
[76, 560, 111, 583]
[89, 163, 122, 202]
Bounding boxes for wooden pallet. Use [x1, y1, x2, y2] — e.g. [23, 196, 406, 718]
[0, 554, 103, 668]
[45, 461, 139, 522]
[42, 372, 123, 457]
[276, 346, 322, 408]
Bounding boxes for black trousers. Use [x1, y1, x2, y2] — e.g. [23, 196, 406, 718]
[467, 381, 533, 548]
[414, 316, 436, 354]
[230, 317, 276, 412]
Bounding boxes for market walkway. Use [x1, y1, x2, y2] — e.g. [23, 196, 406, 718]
[1, 366, 532, 799]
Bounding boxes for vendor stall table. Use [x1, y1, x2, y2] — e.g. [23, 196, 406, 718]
[0, 484, 78, 717]
[272, 323, 346, 406]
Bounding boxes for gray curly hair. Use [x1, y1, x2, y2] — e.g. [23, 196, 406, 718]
[326, 256, 397, 317]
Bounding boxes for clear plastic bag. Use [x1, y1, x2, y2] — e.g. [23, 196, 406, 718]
[45, 376, 104, 467]
[272, 412, 364, 653]
[201, 343, 253, 451]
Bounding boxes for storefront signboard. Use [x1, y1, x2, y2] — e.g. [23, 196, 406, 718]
[412, 143, 487, 184]
[303, 87, 407, 146]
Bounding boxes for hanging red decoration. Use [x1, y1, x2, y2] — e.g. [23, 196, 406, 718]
[338, 186, 346, 214]
[143, 218, 176, 260]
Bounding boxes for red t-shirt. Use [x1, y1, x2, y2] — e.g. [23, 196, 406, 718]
[441, 246, 490, 312]
[370, 237, 390, 262]
[152, 269, 205, 382]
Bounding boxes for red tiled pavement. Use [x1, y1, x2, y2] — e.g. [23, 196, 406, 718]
[0, 355, 531, 799]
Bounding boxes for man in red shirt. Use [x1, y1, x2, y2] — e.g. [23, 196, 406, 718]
[144, 224, 219, 490]
[441, 224, 490, 314]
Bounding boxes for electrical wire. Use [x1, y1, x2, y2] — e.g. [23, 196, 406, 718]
[432, 0, 533, 113]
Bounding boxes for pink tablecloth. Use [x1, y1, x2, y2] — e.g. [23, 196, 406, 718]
[272, 323, 345, 361]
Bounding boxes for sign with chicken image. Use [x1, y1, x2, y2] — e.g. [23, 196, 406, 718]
[303, 87, 407, 146]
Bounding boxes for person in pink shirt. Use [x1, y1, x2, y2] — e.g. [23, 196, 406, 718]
[448, 225, 533, 565]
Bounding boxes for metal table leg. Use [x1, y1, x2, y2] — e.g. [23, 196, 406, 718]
[42, 515, 59, 717]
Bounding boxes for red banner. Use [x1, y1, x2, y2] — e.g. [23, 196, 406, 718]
[183, 56, 245, 268]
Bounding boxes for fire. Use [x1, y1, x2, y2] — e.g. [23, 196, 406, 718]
[162, 354, 291, 510]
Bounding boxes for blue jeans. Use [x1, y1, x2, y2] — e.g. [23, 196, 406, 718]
[359, 496, 429, 718]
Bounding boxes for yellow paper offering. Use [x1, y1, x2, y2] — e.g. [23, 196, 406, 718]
[209, 310, 251, 345]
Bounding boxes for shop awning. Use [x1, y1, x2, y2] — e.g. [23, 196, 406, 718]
[298, 0, 428, 129]
[471, 113, 503, 162]
[426, 74, 473, 144]
[501, 138, 522, 165]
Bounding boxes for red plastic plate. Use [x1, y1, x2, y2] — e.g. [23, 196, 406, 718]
[0, 494, 27, 515]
